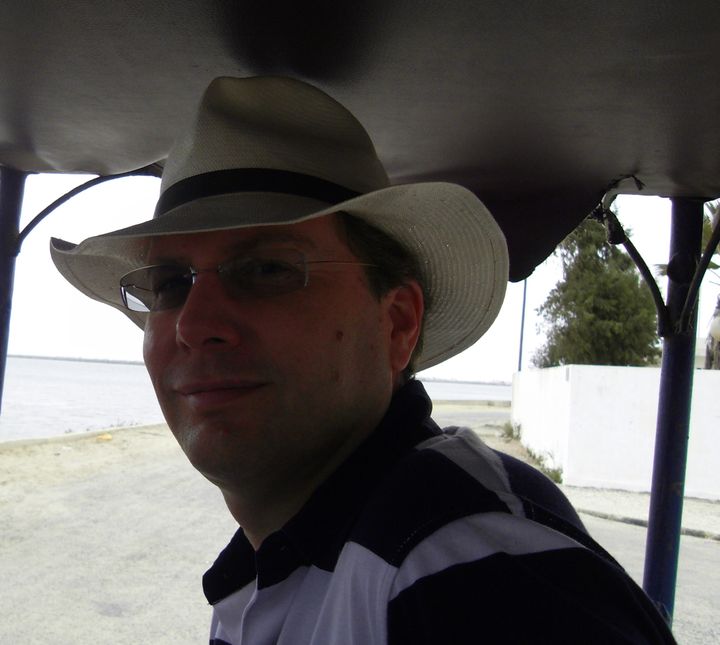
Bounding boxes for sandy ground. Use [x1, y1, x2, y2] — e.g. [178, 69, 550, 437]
[1, 424, 234, 644]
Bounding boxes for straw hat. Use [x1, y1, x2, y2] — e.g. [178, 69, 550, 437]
[50, 76, 508, 371]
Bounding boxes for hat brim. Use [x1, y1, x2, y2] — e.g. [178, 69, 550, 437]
[50, 182, 508, 371]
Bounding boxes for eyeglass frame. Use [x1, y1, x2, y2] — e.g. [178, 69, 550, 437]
[119, 248, 377, 313]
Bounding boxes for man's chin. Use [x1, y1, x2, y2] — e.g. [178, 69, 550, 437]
[171, 419, 259, 482]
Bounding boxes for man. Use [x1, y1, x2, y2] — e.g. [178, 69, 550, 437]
[51, 77, 675, 643]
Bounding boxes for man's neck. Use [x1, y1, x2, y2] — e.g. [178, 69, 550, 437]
[221, 487, 309, 550]
[219, 408, 390, 550]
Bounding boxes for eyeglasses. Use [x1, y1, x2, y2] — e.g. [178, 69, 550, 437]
[119, 248, 376, 313]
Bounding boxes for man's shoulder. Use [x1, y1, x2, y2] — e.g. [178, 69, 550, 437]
[348, 426, 566, 566]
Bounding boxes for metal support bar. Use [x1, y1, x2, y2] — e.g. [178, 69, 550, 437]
[620, 234, 672, 337]
[642, 197, 704, 623]
[595, 207, 672, 336]
[0, 164, 160, 417]
[16, 165, 160, 249]
[679, 210, 720, 332]
[0, 167, 28, 414]
[517, 279, 527, 371]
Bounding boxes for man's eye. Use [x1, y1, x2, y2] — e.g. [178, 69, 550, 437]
[239, 258, 299, 280]
[226, 256, 305, 294]
[153, 274, 190, 295]
[147, 268, 192, 301]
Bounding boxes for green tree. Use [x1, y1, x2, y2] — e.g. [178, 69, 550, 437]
[534, 218, 661, 367]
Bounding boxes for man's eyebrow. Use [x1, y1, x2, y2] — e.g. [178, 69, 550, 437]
[146, 231, 319, 264]
[235, 232, 319, 252]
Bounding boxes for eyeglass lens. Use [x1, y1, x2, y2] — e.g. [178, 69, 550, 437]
[120, 250, 308, 313]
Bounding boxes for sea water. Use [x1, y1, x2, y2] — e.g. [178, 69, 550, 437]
[0, 356, 511, 442]
[0, 356, 164, 442]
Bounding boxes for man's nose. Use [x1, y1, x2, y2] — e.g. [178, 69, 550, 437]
[174, 272, 244, 349]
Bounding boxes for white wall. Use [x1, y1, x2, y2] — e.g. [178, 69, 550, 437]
[511, 365, 720, 500]
[510, 367, 571, 470]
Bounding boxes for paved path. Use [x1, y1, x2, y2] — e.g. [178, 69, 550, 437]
[584, 516, 720, 645]
[563, 485, 720, 540]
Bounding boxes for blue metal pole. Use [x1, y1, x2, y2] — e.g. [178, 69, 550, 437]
[642, 197, 703, 623]
[0, 167, 27, 414]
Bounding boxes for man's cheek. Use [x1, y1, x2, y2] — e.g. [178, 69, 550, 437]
[143, 321, 167, 374]
[142, 324, 155, 365]
[142, 326, 171, 412]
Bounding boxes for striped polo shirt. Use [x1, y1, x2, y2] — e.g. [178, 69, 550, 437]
[203, 380, 675, 644]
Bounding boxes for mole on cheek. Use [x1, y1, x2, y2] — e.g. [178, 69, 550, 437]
[335, 330, 344, 341]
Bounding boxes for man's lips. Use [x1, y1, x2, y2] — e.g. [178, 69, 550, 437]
[174, 380, 268, 407]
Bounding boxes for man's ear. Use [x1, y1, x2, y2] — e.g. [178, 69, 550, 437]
[385, 281, 424, 377]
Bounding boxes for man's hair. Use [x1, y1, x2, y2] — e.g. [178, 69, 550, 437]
[335, 211, 430, 380]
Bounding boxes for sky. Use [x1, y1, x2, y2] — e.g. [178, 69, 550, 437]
[6, 173, 719, 383]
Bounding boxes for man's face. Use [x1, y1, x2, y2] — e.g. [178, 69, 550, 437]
[142, 214, 419, 499]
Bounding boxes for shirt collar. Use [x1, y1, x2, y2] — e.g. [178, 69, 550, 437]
[280, 379, 438, 570]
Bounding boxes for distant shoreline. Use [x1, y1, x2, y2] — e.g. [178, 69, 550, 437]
[7, 355, 511, 385]
[419, 376, 511, 386]
[8, 354, 145, 367]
